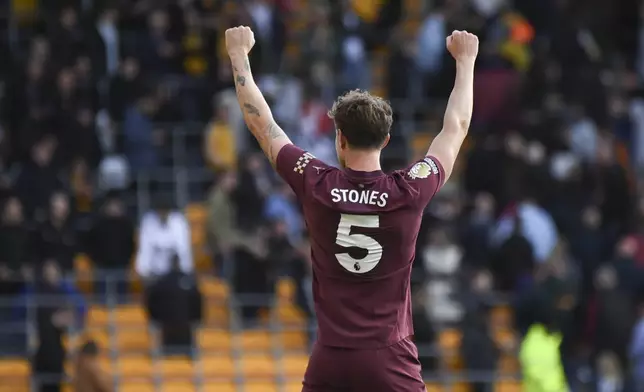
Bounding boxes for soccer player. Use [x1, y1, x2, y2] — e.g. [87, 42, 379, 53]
[225, 26, 478, 392]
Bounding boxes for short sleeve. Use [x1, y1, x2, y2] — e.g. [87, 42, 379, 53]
[275, 144, 328, 197]
[402, 156, 445, 206]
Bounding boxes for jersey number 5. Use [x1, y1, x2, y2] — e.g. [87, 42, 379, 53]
[335, 214, 383, 274]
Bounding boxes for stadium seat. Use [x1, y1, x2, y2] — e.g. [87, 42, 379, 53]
[198, 329, 232, 352]
[159, 358, 195, 378]
[0, 359, 29, 377]
[116, 356, 153, 378]
[493, 329, 517, 349]
[185, 203, 207, 223]
[200, 278, 229, 300]
[438, 329, 462, 351]
[276, 304, 306, 327]
[162, 381, 197, 392]
[120, 382, 155, 392]
[285, 381, 304, 392]
[114, 305, 147, 325]
[282, 354, 308, 377]
[239, 330, 272, 352]
[498, 355, 519, 374]
[203, 382, 236, 392]
[116, 328, 153, 352]
[276, 278, 295, 301]
[495, 381, 521, 392]
[491, 306, 513, 328]
[278, 330, 307, 351]
[201, 355, 235, 378]
[425, 382, 471, 392]
[87, 306, 109, 328]
[205, 301, 229, 325]
[244, 382, 279, 392]
[0, 381, 29, 392]
[240, 354, 276, 378]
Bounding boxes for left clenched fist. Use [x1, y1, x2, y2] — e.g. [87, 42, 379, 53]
[446, 30, 479, 61]
[225, 25, 256, 57]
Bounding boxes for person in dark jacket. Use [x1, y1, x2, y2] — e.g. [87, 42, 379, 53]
[29, 260, 84, 392]
[146, 256, 202, 357]
[86, 193, 135, 304]
[31, 191, 78, 272]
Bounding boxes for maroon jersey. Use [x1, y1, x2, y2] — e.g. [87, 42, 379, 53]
[276, 144, 445, 349]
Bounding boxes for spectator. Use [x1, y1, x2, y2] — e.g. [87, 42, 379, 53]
[86, 194, 135, 304]
[14, 135, 62, 221]
[146, 256, 202, 357]
[0, 197, 30, 275]
[89, 5, 121, 79]
[27, 260, 86, 392]
[138, 8, 180, 75]
[235, 153, 271, 230]
[207, 171, 240, 278]
[32, 192, 78, 272]
[135, 197, 192, 280]
[72, 341, 112, 392]
[460, 308, 499, 392]
[122, 95, 159, 174]
[519, 309, 568, 392]
[596, 351, 625, 392]
[203, 97, 237, 173]
[264, 184, 302, 245]
[631, 301, 644, 391]
[107, 57, 145, 122]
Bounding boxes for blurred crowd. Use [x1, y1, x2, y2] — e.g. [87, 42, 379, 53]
[0, 0, 643, 391]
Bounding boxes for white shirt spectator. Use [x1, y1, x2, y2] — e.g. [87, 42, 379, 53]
[135, 211, 193, 278]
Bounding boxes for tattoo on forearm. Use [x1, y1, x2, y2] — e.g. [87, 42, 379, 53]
[236, 75, 246, 86]
[233, 66, 239, 73]
[267, 123, 284, 140]
[244, 103, 260, 117]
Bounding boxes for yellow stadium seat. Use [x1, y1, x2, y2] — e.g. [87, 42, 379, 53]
[114, 305, 147, 325]
[162, 381, 197, 392]
[120, 382, 155, 392]
[191, 226, 206, 247]
[438, 329, 462, 351]
[198, 329, 232, 352]
[498, 355, 519, 374]
[244, 382, 278, 392]
[203, 383, 236, 392]
[285, 381, 304, 392]
[276, 278, 295, 301]
[493, 329, 517, 349]
[201, 355, 235, 378]
[87, 307, 109, 328]
[160, 358, 195, 378]
[426, 382, 471, 392]
[116, 328, 152, 352]
[200, 278, 229, 300]
[186, 204, 207, 223]
[116, 356, 153, 378]
[282, 354, 308, 378]
[276, 305, 306, 327]
[0, 359, 29, 377]
[240, 354, 276, 378]
[491, 306, 513, 328]
[0, 381, 29, 392]
[278, 330, 307, 351]
[239, 330, 271, 352]
[495, 381, 521, 392]
[205, 302, 229, 325]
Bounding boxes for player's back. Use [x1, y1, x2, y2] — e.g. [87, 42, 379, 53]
[276, 144, 445, 350]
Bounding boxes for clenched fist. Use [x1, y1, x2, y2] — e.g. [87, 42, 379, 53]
[225, 26, 255, 57]
[446, 30, 479, 61]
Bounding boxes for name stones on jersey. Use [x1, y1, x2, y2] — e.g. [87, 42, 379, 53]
[408, 157, 439, 179]
[293, 151, 316, 174]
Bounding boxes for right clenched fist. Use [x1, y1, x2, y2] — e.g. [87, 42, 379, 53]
[225, 26, 256, 57]
[446, 30, 479, 61]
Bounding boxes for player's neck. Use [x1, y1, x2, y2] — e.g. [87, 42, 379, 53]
[343, 150, 382, 172]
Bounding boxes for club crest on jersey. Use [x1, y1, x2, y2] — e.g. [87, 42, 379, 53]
[408, 159, 436, 179]
[293, 152, 315, 174]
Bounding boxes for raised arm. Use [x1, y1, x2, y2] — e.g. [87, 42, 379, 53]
[225, 26, 292, 166]
[427, 30, 479, 182]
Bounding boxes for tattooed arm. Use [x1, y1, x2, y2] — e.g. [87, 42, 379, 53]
[229, 52, 292, 166]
